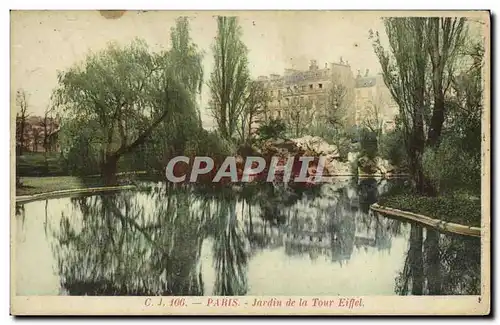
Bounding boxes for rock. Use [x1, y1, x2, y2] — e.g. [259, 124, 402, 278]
[347, 152, 358, 163]
[291, 135, 339, 158]
[325, 159, 350, 175]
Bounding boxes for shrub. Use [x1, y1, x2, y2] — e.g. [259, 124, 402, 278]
[422, 134, 480, 194]
[256, 118, 287, 141]
[359, 128, 378, 159]
[379, 129, 407, 168]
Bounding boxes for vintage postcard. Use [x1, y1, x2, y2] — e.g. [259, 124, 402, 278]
[10, 10, 490, 316]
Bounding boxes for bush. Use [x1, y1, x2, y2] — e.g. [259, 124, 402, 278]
[256, 118, 287, 141]
[359, 128, 378, 159]
[16, 152, 68, 177]
[184, 129, 234, 158]
[379, 129, 407, 168]
[422, 134, 480, 194]
[378, 193, 481, 227]
[61, 136, 101, 176]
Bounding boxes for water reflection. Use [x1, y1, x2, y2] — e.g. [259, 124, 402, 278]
[15, 178, 480, 296]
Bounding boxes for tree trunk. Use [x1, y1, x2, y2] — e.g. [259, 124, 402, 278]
[102, 155, 118, 186]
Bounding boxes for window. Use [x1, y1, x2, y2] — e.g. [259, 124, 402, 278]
[309, 84, 313, 90]
[278, 100, 281, 107]
[318, 83, 323, 89]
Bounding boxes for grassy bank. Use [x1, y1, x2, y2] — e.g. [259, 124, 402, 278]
[16, 152, 141, 178]
[16, 176, 108, 196]
[16, 172, 157, 196]
[378, 191, 481, 228]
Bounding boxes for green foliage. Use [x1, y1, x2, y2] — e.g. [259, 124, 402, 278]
[359, 128, 378, 159]
[54, 22, 208, 178]
[379, 128, 407, 168]
[184, 129, 235, 158]
[255, 118, 287, 141]
[16, 152, 67, 177]
[208, 16, 250, 141]
[378, 192, 481, 227]
[59, 118, 101, 176]
[422, 134, 480, 194]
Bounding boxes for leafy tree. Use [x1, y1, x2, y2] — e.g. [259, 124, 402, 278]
[168, 16, 205, 122]
[137, 17, 207, 171]
[422, 39, 484, 194]
[208, 16, 250, 141]
[53, 39, 195, 184]
[370, 17, 468, 195]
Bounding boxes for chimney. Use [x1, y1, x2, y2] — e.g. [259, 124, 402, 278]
[365, 69, 369, 77]
[340, 56, 344, 64]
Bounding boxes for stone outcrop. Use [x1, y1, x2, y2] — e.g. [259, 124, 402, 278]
[357, 155, 396, 176]
[258, 136, 351, 176]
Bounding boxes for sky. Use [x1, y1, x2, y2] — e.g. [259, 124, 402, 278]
[10, 10, 487, 128]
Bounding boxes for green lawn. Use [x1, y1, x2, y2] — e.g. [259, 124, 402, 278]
[16, 172, 157, 196]
[378, 192, 481, 228]
[16, 176, 107, 196]
[16, 152, 68, 177]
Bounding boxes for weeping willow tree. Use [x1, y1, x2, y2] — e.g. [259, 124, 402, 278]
[208, 16, 250, 142]
[55, 17, 206, 183]
[53, 39, 195, 184]
[370, 17, 467, 195]
[155, 17, 206, 157]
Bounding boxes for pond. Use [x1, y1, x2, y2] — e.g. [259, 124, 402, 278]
[14, 178, 480, 296]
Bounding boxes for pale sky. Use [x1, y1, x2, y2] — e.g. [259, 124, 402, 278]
[10, 10, 486, 128]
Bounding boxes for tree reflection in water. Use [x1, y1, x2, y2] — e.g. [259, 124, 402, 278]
[395, 225, 481, 295]
[45, 178, 480, 296]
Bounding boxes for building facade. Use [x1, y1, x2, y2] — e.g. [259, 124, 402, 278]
[257, 59, 399, 135]
[354, 71, 399, 133]
[256, 59, 356, 130]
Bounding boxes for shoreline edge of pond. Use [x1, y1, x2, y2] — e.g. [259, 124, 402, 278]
[15, 185, 138, 204]
[370, 203, 481, 238]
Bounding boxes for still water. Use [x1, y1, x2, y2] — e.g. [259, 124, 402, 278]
[15, 178, 480, 296]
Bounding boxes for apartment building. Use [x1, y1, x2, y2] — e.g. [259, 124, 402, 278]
[256, 59, 399, 134]
[256, 59, 356, 126]
[354, 71, 399, 133]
